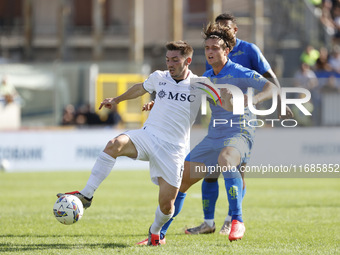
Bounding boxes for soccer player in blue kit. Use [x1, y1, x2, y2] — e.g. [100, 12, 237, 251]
[186, 12, 294, 236]
[138, 22, 278, 244]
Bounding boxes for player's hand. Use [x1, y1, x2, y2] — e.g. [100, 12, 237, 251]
[99, 98, 118, 110]
[220, 88, 232, 102]
[220, 88, 233, 111]
[279, 105, 294, 119]
[142, 101, 154, 111]
[220, 88, 248, 109]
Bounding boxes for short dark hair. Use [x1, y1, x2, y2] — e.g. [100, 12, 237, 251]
[215, 12, 237, 24]
[165, 41, 194, 58]
[202, 22, 236, 51]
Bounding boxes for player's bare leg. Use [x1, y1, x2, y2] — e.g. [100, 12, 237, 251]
[180, 160, 206, 193]
[103, 134, 138, 158]
[138, 161, 208, 244]
[146, 177, 179, 246]
[57, 135, 138, 209]
[158, 177, 178, 215]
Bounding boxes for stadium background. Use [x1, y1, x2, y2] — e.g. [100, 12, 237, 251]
[0, 0, 339, 174]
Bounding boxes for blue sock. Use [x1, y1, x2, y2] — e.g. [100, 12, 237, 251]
[224, 176, 243, 223]
[160, 191, 186, 239]
[227, 183, 246, 221]
[202, 179, 219, 220]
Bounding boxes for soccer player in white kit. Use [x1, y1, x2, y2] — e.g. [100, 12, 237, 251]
[57, 41, 204, 246]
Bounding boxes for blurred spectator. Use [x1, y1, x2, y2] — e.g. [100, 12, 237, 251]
[62, 103, 122, 127]
[0, 76, 19, 105]
[315, 46, 333, 71]
[294, 63, 320, 125]
[329, 46, 340, 72]
[300, 45, 320, 67]
[61, 104, 76, 125]
[318, 0, 340, 43]
[75, 103, 101, 126]
[332, 3, 340, 42]
[294, 62, 319, 90]
[320, 0, 337, 35]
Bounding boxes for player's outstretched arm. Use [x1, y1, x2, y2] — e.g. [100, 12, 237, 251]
[219, 88, 233, 112]
[263, 69, 294, 119]
[99, 83, 147, 110]
[219, 88, 248, 112]
[252, 81, 277, 106]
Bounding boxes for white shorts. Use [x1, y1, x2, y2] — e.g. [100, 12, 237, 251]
[124, 127, 186, 188]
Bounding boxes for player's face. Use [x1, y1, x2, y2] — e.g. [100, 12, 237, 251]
[166, 50, 189, 80]
[205, 38, 228, 67]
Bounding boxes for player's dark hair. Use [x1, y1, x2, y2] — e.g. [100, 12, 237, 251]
[215, 12, 237, 24]
[202, 22, 236, 51]
[165, 41, 194, 58]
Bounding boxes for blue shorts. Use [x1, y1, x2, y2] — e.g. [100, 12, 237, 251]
[185, 134, 253, 168]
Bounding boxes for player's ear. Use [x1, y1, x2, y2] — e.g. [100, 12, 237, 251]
[185, 57, 192, 65]
[234, 26, 238, 35]
[224, 47, 230, 57]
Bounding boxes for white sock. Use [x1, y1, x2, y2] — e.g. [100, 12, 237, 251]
[204, 219, 215, 227]
[225, 215, 232, 222]
[150, 206, 174, 235]
[80, 151, 116, 198]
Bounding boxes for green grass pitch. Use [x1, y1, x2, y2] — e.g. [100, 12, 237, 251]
[0, 170, 339, 254]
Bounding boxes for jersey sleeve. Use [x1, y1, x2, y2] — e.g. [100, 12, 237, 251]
[248, 43, 271, 75]
[244, 69, 268, 91]
[143, 72, 158, 93]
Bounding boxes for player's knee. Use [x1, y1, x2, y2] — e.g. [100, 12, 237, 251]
[104, 137, 124, 157]
[179, 178, 192, 193]
[218, 154, 234, 168]
[159, 202, 173, 215]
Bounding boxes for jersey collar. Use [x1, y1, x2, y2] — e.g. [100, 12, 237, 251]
[167, 70, 192, 83]
[234, 38, 241, 48]
[211, 59, 233, 78]
[230, 38, 240, 55]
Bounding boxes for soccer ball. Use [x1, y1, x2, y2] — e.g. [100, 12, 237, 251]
[53, 195, 84, 225]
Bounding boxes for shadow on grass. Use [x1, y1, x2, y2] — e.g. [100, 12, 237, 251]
[0, 242, 128, 252]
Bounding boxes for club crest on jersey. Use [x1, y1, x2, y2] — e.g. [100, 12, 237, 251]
[158, 89, 167, 99]
[223, 74, 233, 79]
[253, 73, 262, 81]
[232, 50, 244, 57]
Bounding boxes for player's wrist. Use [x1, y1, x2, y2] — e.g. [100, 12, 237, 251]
[114, 97, 121, 104]
[252, 96, 259, 105]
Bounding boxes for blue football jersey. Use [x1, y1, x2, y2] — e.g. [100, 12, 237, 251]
[205, 38, 271, 74]
[203, 59, 268, 141]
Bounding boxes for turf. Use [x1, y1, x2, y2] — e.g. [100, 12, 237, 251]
[0, 170, 339, 254]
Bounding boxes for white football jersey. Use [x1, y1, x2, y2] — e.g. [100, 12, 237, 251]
[143, 70, 203, 146]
